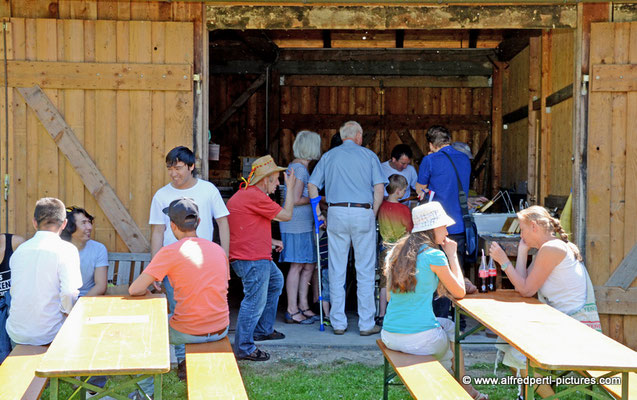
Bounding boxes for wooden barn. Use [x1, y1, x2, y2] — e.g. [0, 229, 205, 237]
[0, 0, 635, 349]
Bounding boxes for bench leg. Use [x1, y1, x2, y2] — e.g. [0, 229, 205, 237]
[154, 373, 163, 400]
[454, 305, 460, 380]
[50, 378, 59, 400]
[526, 362, 535, 400]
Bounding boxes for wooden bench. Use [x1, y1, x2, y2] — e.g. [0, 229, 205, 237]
[377, 339, 472, 400]
[0, 345, 48, 400]
[185, 337, 248, 400]
[585, 370, 637, 399]
[106, 252, 151, 293]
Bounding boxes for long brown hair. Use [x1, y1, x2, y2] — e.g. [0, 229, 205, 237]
[384, 230, 437, 293]
[517, 205, 582, 261]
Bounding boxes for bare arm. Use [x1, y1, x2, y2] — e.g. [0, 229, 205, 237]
[274, 169, 297, 222]
[431, 238, 466, 299]
[415, 182, 428, 200]
[11, 235, 25, 250]
[373, 183, 384, 216]
[85, 266, 107, 296]
[216, 216, 230, 257]
[129, 272, 156, 296]
[150, 224, 165, 259]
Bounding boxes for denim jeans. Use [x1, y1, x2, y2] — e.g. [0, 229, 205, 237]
[231, 259, 283, 358]
[0, 292, 11, 362]
[138, 325, 228, 396]
[160, 277, 185, 362]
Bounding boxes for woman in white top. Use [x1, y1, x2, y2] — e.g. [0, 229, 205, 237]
[489, 205, 596, 399]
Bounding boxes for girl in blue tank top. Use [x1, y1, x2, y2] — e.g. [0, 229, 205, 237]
[381, 202, 488, 400]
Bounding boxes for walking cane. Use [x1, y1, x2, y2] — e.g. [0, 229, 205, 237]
[310, 195, 325, 331]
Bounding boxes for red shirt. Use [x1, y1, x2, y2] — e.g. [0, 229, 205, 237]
[227, 186, 282, 261]
[378, 201, 413, 243]
[144, 237, 229, 335]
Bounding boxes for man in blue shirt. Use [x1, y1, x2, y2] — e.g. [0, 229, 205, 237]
[416, 125, 471, 319]
[308, 121, 387, 336]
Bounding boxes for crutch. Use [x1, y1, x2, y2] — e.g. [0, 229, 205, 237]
[310, 195, 326, 331]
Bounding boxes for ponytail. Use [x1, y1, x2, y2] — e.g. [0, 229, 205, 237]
[518, 205, 583, 261]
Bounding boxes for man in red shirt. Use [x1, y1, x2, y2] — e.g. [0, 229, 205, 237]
[130, 198, 229, 384]
[227, 155, 296, 361]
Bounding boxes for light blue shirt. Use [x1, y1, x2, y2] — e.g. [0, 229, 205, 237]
[78, 240, 109, 296]
[309, 140, 387, 204]
[383, 246, 446, 334]
[280, 163, 313, 234]
[381, 161, 418, 201]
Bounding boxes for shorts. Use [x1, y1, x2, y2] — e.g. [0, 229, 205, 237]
[381, 318, 455, 372]
[280, 232, 317, 264]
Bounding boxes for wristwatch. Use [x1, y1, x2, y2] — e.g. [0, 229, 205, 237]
[501, 260, 512, 271]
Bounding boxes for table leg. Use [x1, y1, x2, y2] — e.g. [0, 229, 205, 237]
[526, 361, 535, 400]
[622, 372, 628, 399]
[383, 358, 389, 400]
[454, 305, 460, 380]
[154, 373, 162, 400]
[50, 377, 58, 400]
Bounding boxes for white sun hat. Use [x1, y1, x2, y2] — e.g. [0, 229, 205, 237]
[411, 201, 456, 233]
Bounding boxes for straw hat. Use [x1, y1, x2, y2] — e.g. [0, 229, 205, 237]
[241, 155, 287, 188]
[411, 201, 456, 233]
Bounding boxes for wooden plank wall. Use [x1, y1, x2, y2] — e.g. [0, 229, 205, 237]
[209, 76, 492, 192]
[0, 1, 202, 252]
[501, 46, 529, 193]
[587, 21, 637, 349]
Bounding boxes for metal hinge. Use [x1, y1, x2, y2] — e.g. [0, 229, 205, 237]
[1, 21, 10, 32]
[193, 74, 201, 82]
[581, 74, 589, 96]
[4, 175, 9, 201]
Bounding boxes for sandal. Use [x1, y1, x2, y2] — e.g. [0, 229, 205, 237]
[300, 308, 320, 322]
[238, 348, 270, 362]
[285, 311, 313, 325]
[254, 330, 286, 341]
[471, 392, 489, 400]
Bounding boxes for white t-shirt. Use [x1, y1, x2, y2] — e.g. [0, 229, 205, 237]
[7, 231, 82, 345]
[149, 179, 230, 246]
[381, 161, 418, 201]
[78, 240, 108, 296]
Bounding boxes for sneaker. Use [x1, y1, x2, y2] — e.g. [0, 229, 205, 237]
[237, 348, 270, 362]
[254, 330, 285, 341]
[360, 325, 381, 336]
[374, 316, 384, 327]
[333, 327, 346, 335]
[177, 360, 187, 381]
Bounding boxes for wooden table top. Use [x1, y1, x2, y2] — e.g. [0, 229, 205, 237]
[36, 295, 170, 377]
[451, 290, 637, 372]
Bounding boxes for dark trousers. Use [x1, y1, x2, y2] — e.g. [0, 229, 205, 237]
[433, 233, 466, 329]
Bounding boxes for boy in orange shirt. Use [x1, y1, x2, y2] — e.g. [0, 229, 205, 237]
[130, 198, 229, 388]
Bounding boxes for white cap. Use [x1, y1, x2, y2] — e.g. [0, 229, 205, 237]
[411, 201, 456, 233]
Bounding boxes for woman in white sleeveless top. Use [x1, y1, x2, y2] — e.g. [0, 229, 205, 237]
[489, 205, 598, 399]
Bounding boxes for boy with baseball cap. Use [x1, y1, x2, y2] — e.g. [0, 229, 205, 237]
[130, 197, 230, 385]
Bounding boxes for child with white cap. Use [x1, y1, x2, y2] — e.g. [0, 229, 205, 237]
[381, 201, 487, 400]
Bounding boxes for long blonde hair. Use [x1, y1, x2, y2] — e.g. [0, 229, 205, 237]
[517, 205, 582, 261]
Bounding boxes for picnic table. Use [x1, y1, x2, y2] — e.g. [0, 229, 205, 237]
[35, 294, 170, 400]
[451, 290, 637, 399]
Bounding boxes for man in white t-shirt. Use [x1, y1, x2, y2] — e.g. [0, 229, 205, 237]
[149, 146, 230, 307]
[61, 206, 108, 297]
[7, 197, 82, 346]
[381, 144, 418, 204]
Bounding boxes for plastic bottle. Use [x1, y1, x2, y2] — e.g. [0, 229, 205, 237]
[488, 256, 497, 292]
[478, 250, 489, 293]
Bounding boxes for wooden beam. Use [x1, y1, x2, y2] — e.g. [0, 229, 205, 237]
[528, 35, 541, 205]
[278, 49, 496, 63]
[539, 30, 552, 205]
[613, 3, 637, 22]
[503, 106, 528, 126]
[605, 242, 637, 290]
[210, 60, 493, 76]
[0, 60, 192, 91]
[503, 84, 573, 125]
[210, 72, 266, 133]
[491, 62, 504, 196]
[279, 113, 490, 132]
[595, 287, 637, 316]
[281, 75, 491, 88]
[591, 64, 637, 92]
[17, 86, 149, 253]
[206, 5, 577, 30]
[395, 130, 425, 162]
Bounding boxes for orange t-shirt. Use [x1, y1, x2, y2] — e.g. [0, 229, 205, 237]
[144, 237, 229, 335]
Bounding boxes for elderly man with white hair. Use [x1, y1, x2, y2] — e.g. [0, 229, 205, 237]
[308, 121, 387, 336]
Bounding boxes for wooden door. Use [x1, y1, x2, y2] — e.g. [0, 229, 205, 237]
[587, 22, 637, 348]
[0, 18, 194, 251]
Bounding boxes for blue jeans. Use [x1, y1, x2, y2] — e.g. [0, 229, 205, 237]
[232, 260, 283, 358]
[138, 325, 228, 396]
[0, 292, 11, 362]
[161, 277, 185, 362]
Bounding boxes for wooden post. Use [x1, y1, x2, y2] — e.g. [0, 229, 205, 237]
[491, 62, 504, 196]
[528, 36, 541, 205]
[539, 30, 552, 205]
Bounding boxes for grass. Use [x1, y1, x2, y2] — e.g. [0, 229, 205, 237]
[40, 360, 606, 400]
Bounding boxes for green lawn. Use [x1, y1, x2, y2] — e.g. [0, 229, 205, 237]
[40, 360, 602, 399]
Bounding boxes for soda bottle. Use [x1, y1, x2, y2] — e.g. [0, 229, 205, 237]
[478, 250, 489, 293]
[488, 257, 497, 292]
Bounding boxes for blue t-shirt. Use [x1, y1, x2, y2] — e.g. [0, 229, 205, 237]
[417, 146, 470, 235]
[280, 162, 314, 234]
[78, 240, 108, 296]
[383, 246, 447, 334]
